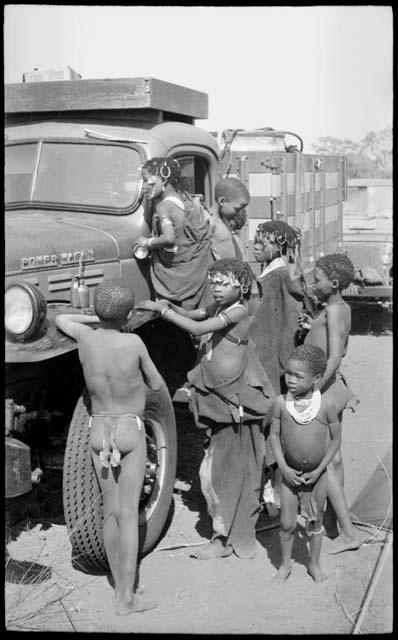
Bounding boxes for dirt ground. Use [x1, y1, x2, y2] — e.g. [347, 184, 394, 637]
[5, 312, 393, 634]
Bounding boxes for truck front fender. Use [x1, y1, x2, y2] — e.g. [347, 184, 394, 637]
[5, 306, 159, 364]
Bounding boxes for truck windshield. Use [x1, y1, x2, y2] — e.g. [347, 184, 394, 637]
[5, 141, 142, 210]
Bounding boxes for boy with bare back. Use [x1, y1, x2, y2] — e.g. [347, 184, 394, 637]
[270, 345, 341, 583]
[208, 178, 250, 261]
[55, 278, 162, 616]
[300, 253, 361, 554]
[137, 258, 275, 560]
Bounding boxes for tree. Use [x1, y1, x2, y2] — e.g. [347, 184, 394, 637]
[311, 128, 392, 179]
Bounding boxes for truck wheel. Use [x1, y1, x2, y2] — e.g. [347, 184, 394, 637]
[62, 383, 177, 573]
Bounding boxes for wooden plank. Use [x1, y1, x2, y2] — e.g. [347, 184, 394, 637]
[5, 77, 208, 119]
[320, 165, 326, 256]
[247, 197, 273, 219]
[310, 160, 317, 265]
[325, 204, 339, 222]
[280, 157, 287, 221]
[337, 158, 345, 249]
[242, 151, 297, 173]
[247, 169, 338, 195]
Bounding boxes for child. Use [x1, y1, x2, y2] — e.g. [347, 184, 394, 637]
[208, 177, 250, 261]
[134, 157, 213, 310]
[137, 258, 275, 560]
[301, 253, 361, 554]
[249, 220, 306, 515]
[55, 279, 163, 616]
[270, 345, 341, 583]
[249, 220, 305, 395]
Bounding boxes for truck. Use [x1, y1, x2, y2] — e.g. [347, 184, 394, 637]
[341, 178, 392, 311]
[5, 75, 347, 572]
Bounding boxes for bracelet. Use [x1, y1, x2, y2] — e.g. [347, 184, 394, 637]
[160, 307, 171, 320]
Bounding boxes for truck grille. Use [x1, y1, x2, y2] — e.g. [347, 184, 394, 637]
[48, 268, 104, 293]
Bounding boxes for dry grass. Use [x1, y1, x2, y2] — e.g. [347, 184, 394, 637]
[5, 487, 109, 632]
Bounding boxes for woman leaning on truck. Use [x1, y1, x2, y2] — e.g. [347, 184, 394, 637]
[134, 157, 214, 310]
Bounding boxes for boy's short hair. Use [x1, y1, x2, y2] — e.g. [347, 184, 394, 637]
[208, 257, 254, 299]
[315, 253, 355, 290]
[215, 177, 250, 203]
[94, 279, 135, 322]
[289, 344, 327, 377]
[255, 220, 300, 250]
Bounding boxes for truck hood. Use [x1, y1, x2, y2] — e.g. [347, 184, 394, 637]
[5, 210, 123, 276]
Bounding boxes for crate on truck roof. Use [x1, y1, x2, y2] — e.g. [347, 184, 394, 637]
[5, 76, 208, 125]
[23, 66, 82, 83]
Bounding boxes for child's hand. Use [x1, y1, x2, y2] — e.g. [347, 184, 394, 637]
[157, 299, 171, 308]
[135, 300, 161, 313]
[301, 469, 321, 485]
[281, 465, 304, 487]
[298, 312, 312, 330]
[134, 236, 149, 249]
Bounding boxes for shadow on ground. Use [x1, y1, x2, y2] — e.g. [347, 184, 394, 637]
[6, 473, 65, 542]
[173, 403, 211, 539]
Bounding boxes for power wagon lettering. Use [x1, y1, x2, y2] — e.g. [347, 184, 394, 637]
[21, 249, 95, 270]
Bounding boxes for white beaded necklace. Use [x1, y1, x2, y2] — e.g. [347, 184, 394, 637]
[285, 389, 321, 424]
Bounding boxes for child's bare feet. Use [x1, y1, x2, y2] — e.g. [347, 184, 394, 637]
[308, 562, 328, 583]
[190, 537, 233, 560]
[273, 564, 292, 583]
[115, 590, 157, 616]
[328, 533, 361, 554]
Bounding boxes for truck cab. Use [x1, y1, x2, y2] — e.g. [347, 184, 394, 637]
[5, 76, 221, 569]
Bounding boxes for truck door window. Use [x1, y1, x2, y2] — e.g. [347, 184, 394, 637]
[173, 155, 208, 200]
[5, 142, 142, 211]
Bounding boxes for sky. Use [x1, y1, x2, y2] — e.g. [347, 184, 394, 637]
[4, 5, 393, 149]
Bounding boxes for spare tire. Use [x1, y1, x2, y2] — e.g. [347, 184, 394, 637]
[62, 382, 177, 573]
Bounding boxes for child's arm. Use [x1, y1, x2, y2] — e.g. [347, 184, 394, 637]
[158, 299, 213, 321]
[135, 203, 176, 251]
[55, 313, 99, 341]
[136, 301, 244, 337]
[317, 305, 346, 391]
[136, 299, 209, 320]
[136, 337, 164, 392]
[270, 397, 304, 487]
[301, 402, 342, 484]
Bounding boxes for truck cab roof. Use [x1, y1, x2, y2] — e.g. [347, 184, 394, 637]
[4, 120, 220, 158]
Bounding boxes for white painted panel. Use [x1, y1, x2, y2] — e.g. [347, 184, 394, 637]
[248, 217, 269, 240]
[325, 172, 339, 189]
[286, 173, 296, 195]
[248, 172, 280, 196]
[325, 204, 339, 222]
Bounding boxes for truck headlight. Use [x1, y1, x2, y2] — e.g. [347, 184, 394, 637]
[5, 282, 47, 340]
